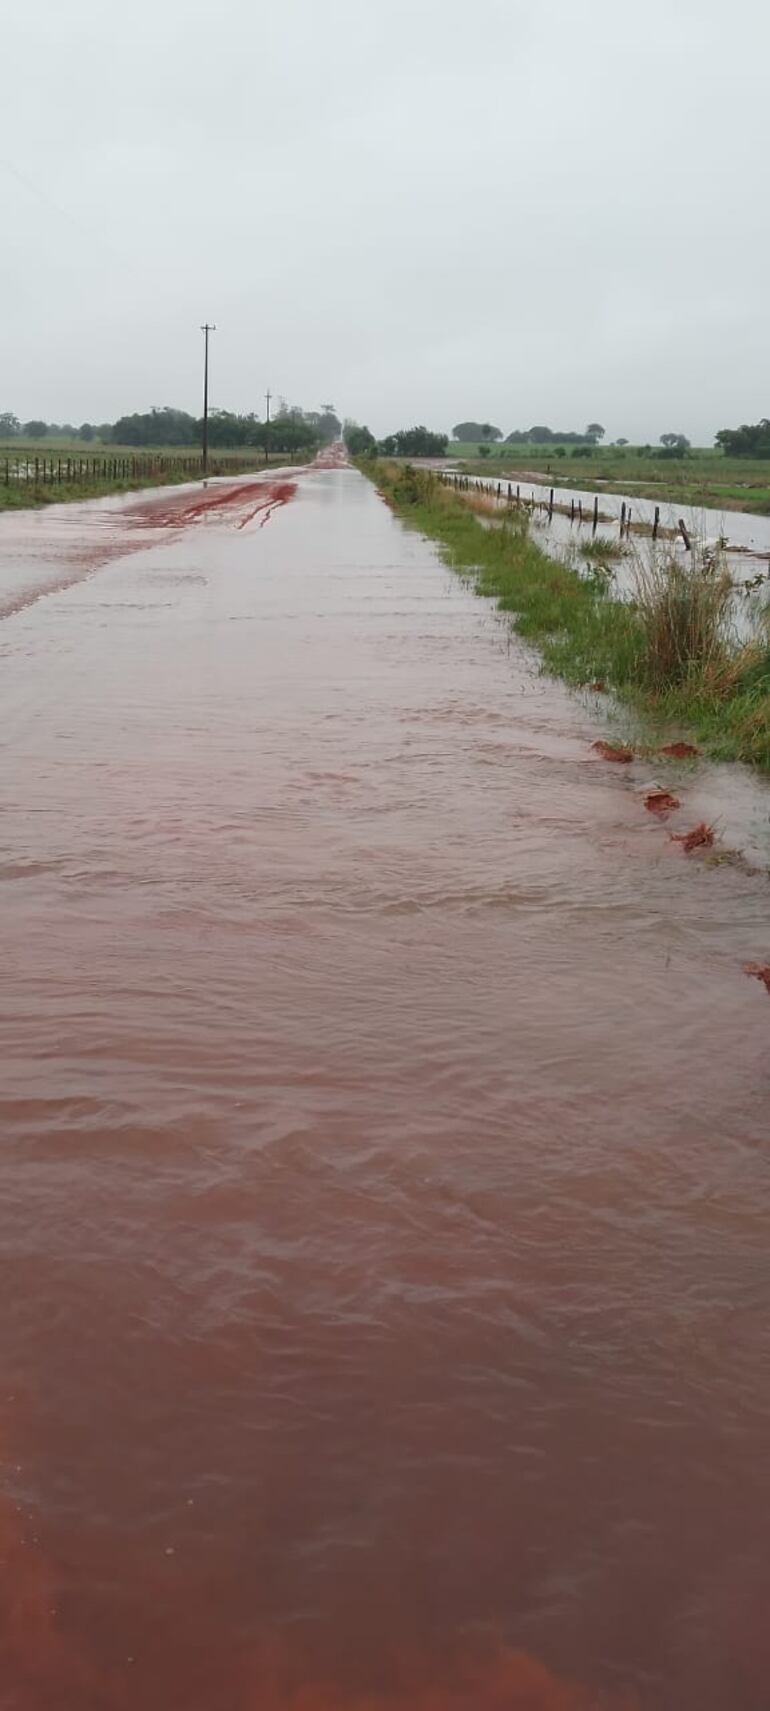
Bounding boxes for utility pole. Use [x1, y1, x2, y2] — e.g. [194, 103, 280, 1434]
[200, 323, 216, 475]
[265, 388, 272, 466]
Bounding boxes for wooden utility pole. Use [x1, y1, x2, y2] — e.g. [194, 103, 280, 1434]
[200, 323, 216, 475]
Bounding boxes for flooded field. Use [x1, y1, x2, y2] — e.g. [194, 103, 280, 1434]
[444, 470, 770, 642]
[1, 462, 770, 1710]
[456, 471, 770, 565]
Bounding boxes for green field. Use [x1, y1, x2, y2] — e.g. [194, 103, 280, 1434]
[447, 443, 770, 516]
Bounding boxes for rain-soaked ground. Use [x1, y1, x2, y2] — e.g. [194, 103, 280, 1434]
[1, 457, 770, 1711]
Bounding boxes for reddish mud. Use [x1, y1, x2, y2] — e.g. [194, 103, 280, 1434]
[673, 822, 716, 854]
[1, 464, 770, 1711]
[126, 476, 298, 532]
[0, 467, 300, 621]
[592, 741, 634, 764]
[660, 743, 700, 760]
[643, 789, 681, 814]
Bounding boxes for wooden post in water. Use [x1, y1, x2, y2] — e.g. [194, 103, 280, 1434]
[620, 502, 626, 534]
[592, 496, 599, 533]
[516, 484, 520, 502]
[652, 506, 660, 542]
[678, 517, 691, 551]
[578, 499, 583, 524]
[626, 508, 632, 536]
[548, 488, 554, 520]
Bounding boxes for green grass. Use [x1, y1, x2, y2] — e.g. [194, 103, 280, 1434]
[367, 459, 770, 769]
[445, 443, 770, 515]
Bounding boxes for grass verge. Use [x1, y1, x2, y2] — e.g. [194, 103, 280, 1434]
[366, 459, 770, 769]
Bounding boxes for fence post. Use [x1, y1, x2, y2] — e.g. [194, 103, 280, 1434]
[620, 502, 626, 534]
[592, 496, 599, 533]
[652, 506, 660, 542]
[678, 517, 691, 551]
[548, 487, 554, 520]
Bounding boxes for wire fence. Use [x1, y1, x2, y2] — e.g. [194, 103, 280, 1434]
[1, 450, 265, 492]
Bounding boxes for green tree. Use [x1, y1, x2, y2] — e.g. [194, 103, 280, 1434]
[715, 420, 770, 457]
[0, 412, 20, 437]
[344, 422, 376, 457]
[23, 420, 48, 438]
[111, 407, 197, 446]
[660, 433, 690, 458]
[452, 421, 502, 442]
[586, 422, 605, 442]
[380, 426, 448, 457]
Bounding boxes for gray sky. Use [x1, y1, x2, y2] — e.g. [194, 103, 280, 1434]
[2, 0, 767, 443]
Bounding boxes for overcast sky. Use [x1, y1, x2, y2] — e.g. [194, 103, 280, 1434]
[2, 0, 767, 443]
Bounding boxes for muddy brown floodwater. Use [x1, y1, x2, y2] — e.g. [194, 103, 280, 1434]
[1, 461, 770, 1711]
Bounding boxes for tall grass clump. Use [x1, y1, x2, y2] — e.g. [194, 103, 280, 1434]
[631, 541, 741, 692]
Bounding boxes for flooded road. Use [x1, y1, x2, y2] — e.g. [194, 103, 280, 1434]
[1, 462, 770, 1711]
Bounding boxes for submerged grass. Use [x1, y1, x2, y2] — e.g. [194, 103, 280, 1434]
[368, 459, 770, 769]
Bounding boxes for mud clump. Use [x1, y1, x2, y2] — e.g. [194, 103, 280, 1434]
[644, 789, 681, 815]
[592, 741, 633, 764]
[672, 822, 715, 853]
[660, 742, 699, 759]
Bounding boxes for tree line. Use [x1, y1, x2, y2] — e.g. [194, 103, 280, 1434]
[452, 421, 607, 445]
[0, 403, 341, 453]
[344, 423, 448, 458]
[715, 418, 770, 458]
